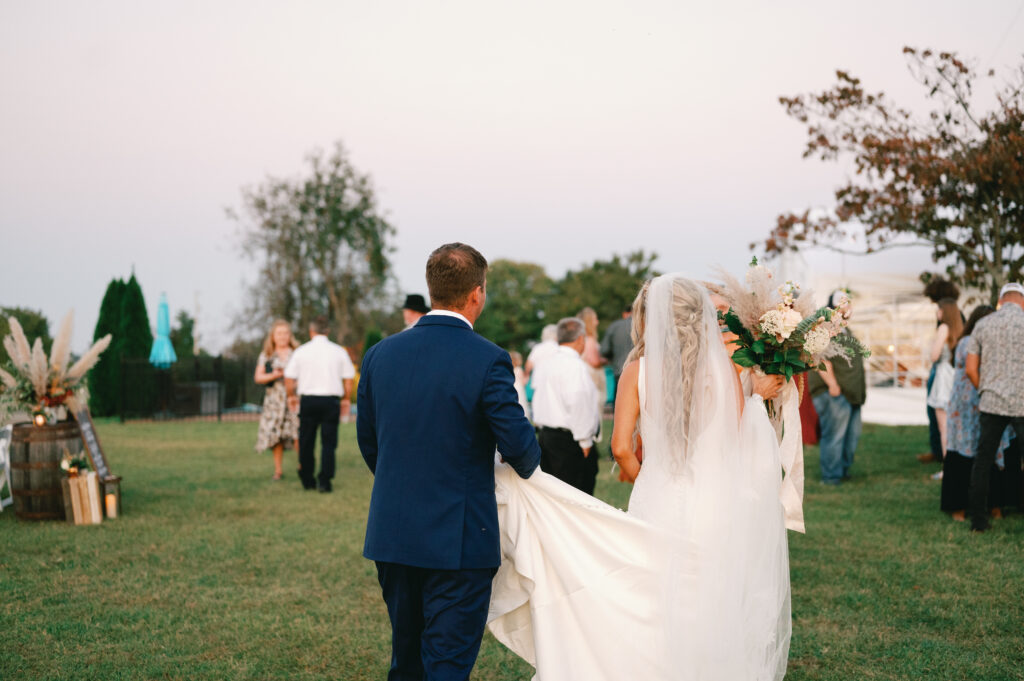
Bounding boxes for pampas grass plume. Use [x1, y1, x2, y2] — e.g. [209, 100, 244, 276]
[29, 337, 49, 396]
[0, 367, 15, 389]
[3, 337, 20, 368]
[50, 310, 74, 375]
[8, 317, 32, 368]
[66, 334, 112, 382]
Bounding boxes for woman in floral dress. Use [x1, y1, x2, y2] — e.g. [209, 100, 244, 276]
[941, 305, 1018, 520]
[254, 320, 300, 480]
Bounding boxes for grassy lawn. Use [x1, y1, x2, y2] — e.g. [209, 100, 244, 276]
[3, 420, 1023, 680]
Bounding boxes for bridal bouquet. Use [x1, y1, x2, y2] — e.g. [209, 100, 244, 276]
[718, 258, 870, 381]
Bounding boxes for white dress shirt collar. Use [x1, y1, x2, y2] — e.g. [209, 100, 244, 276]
[426, 309, 473, 329]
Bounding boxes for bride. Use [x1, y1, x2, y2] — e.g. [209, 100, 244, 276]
[488, 273, 792, 681]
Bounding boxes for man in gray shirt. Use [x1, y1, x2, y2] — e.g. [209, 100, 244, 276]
[600, 306, 634, 388]
[965, 282, 1024, 532]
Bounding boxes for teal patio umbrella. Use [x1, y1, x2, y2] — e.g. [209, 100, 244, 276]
[148, 293, 177, 368]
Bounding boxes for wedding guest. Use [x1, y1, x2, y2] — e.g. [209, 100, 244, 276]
[532, 317, 602, 494]
[941, 305, 1017, 521]
[919, 278, 961, 463]
[509, 350, 530, 418]
[808, 291, 866, 485]
[578, 307, 607, 415]
[925, 299, 964, 478]
[401, 294, 430, 329]
[524, 324, 558, 382]
[965, 282, 1024, 532]
[600, 305, 634, 401]
[339, 345, 357, 424]
[600, 304, 634, 461]
[254, 320, 300, 481]
[284, 315, 356, 493]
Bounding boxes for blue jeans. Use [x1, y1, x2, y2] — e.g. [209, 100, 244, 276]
[813, 392, 862, 484]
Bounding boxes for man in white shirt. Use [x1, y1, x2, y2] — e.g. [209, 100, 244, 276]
[531, 317, 602, 494]
[284, 315, 356, 492]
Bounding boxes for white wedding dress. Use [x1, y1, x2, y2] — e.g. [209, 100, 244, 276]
[488, 275, 791, 681]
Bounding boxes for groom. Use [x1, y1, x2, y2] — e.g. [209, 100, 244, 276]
[357, 242, 541, 680]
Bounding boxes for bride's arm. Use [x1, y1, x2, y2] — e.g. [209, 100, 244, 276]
[611, 360, 642, 482]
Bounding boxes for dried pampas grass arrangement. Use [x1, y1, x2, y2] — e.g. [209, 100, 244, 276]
[1, 311, 113, 422]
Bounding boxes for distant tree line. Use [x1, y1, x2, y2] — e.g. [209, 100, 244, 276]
[474, 251, 658, 355]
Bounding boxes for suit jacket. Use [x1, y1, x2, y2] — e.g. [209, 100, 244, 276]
[357, 314, 541, 570]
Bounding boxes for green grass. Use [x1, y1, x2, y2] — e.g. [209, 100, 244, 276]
[2, 421, 1022, 680]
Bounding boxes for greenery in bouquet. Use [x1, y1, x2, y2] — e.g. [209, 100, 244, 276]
[718, 258, 871, 381]
[0, 312, 112, 424]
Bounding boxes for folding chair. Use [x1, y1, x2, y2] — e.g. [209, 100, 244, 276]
[0, 425, 12, 510]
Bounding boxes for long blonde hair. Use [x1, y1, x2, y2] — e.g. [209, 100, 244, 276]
[578, 307, 599, 338]
[262, 319, 298, 357]
[625, 281, 651, 364]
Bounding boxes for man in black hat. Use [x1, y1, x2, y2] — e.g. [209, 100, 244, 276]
[402, 293, 430, 329]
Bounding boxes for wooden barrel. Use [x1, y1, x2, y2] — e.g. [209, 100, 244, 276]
[10, 421, 83, 520]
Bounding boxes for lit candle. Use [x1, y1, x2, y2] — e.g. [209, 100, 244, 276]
[33, 412, 47, 427]
[105, 493, 117, 519]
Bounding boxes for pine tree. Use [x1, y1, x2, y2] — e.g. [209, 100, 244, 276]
[88, 279, 125, 416]
[118, 274, 156, 416]
[119, 274, 152, 358]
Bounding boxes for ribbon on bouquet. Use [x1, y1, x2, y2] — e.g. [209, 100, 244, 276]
[769, 380, 805, 534]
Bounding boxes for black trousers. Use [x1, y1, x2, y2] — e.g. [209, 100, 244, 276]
[968, 412, 1024, 529]
[298, 395, 340, 488]
[375, 562, 496, 681]
[538, 427, 597, 495]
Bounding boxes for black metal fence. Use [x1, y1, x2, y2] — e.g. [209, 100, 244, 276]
[120, 356, 264, 422]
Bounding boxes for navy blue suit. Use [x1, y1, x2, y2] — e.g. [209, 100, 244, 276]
[357, 314, 540, 680]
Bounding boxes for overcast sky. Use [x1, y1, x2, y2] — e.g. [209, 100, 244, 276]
[2, 1, 1022, 353]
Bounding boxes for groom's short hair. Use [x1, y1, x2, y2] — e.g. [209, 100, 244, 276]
[556, 317, 585, 344]
[426, 243, 488, 308]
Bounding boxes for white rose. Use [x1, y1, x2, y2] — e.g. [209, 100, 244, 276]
[778, 308, 803, 340]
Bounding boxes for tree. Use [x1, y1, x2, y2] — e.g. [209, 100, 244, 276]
[475, 260, 555, 353]
[548, 251, 659, 333]
[232, 141, 397, 346]
[0, 307, 51, 366]
[170, 310, 195, 359]
[89, 279, 125, 416]
[759, 48, 1024, 304]
[119, 274, 152, 359]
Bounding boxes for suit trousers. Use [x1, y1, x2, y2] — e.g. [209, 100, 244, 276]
[298, 395, 340, 488]
[969, 412, 1024, 530]
[375, 562, 496, 681]
[538, 427, 597, 495]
